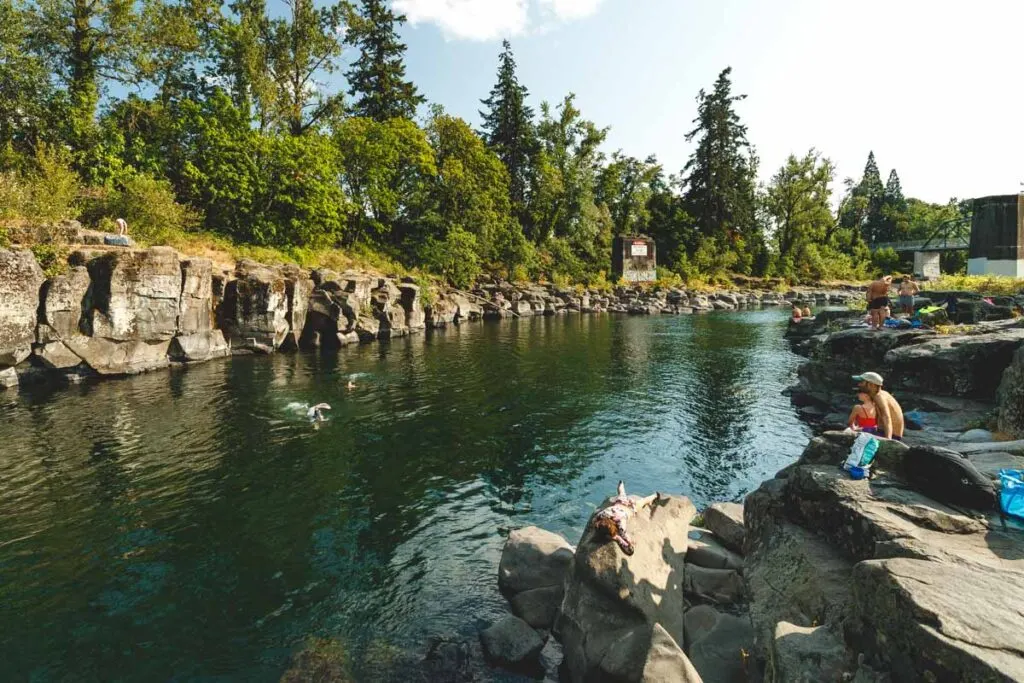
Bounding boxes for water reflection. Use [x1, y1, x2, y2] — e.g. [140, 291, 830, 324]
[0, 309, 808, 681]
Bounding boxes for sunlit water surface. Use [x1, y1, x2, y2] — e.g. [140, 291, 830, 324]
[0, 310, 810, 681]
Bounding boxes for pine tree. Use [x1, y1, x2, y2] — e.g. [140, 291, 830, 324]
[856, 151, 885, 243]
[879, 168, 907, 241]
[479, 40, 536, 230]
[680, 67, 759, 254]
[344, 0, 423, 121]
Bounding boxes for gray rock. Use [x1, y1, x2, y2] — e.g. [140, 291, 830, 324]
[854, 558, 1024, 681]
[37, 266, 90, 342]
[682, 564, 744, 605]
[702, 502, 744, 553]
[0, 248, 45, 366]
[169, 331, 230, 363]
[956, 428, 995, 443]
[556, 494, 694, 683]
[770, 622, 849, 683]
[479, 615, 544, 668]
[85, 247, 181, 342]
[509, 584, 563, 630]
[0, 366, 18, 390]
[684, 606, 754, 683]
[281, 267, 313, 350]
[63, 336, 170, 375]
[641, 624, 703, 683]
[222, 260, 289, 352]
[35, 340, 83, 369]
[178, 258, 214, 334]
[498, 526, 574, 596]
[687, 529, 743, 573]
[998, 346, 1024, 439]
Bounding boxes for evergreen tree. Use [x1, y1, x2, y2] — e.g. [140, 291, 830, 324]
[680, 67, 759, 268]
[479, 40, 535, 230]
[344, 0, 423, 121]
[856, 150, 885, 243]
[879, 168, 907, 241]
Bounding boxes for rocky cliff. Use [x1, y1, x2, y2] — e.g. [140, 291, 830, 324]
[0, 245, 857, 392]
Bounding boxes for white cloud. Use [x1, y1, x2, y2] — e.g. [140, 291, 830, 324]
[394, 0, 529, 41]
[394, 0, 604, 41]
[537, 0, 602, 21]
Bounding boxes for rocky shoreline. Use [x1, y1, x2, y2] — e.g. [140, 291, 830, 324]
[0, 244, 858, 392]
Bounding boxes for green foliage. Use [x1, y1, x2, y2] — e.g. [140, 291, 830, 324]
[31, 242, 69, 277]
[0, 144, 80, 222]
[681, 67, 759, 272]
[871, 246, 900, 274]
[423, 226, 481, 289]
[480, 40, 536, 224]
[87, 171, 199, 244]
[925, 274, 1024, 297]
[344, 0, 424, 121]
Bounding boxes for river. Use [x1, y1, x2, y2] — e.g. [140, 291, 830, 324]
[0, 309, 810, 681]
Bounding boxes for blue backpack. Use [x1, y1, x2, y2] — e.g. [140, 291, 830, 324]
[1000, 469, 1024, 521]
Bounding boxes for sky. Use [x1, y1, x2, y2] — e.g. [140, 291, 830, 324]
[383, 0, 1024, 204]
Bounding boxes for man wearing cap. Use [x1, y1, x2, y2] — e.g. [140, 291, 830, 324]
[853, 372, 904, 440]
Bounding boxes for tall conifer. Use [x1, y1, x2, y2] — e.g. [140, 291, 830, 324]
[344, 0, 423, 121]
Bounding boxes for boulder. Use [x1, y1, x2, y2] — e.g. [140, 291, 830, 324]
[884, 327, 1024, 399]
[84, 247, 181, 342]
[168, 330, 230, 363]
[498, 526, 573, 596]
[854, 558, 1024, 681]
[682, 564, 744, 605]
[0, 366, 18, 390]
[37, 266, 90, 343]
[555, 494, 694, 683]
[702, 503, 744, 554]
[62, 336, 170, 375]
[998, 346, 1024, 438]
[770, 622, 849, 683]
[35, 340, 84, 370]
[0, 248, 45, 366]
[683, 607, 754, 683]
[221, 260, 289, 352]
[479, 615, 544, 670]
[686, 529, 743, 573]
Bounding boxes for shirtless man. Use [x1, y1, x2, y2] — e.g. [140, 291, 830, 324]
[853, 372, 904, 440]
[866, 276, 893, 330]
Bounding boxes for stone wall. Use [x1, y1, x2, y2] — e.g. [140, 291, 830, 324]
[0, 245, 859, 392]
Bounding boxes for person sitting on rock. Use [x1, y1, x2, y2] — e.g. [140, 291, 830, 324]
[847, 390, 879, 435]
[853, 372, 904, 440]
[801, 305, 812, 318]
[791, 306, 803, 322]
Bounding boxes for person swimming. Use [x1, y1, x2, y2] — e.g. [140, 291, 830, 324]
[307, 403, 331, 422]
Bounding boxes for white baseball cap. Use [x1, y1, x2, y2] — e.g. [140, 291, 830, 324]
[852, 372, 884, 386]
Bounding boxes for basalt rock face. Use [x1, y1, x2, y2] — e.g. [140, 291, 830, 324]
[998, 346, 1024, 439]
[221, 260, 289, 353]
[554, 494, 697, 683]
[743, 431, 1024, 681]
[0, 248, 45, 369]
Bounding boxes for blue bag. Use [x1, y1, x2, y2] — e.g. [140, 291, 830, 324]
[1000, 469, 1024, 521]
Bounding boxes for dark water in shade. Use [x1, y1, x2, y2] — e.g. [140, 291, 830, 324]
[0, 310, 810, 682]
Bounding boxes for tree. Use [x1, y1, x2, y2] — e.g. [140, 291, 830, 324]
[0, 0, 61, 158]
[879, 168, 908, 241]
[596, 152, 660, 236]
[852, 150, 885, 243]
[344, 0, 423, 121]
[479, 40, 535, 226]
[764, 150, 838, 280]
[680, 67, 759, 265]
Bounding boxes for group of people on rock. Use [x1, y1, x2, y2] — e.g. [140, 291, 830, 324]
[866, 274, 922, 330]
[847, 371, 905, 441]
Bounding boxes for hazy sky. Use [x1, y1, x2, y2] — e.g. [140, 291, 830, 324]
[388, 0, 1023, 204]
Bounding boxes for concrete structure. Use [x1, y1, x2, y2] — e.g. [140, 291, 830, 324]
[968, 194, 1024, 277]
[913, 251, 941, 279]
[612, 236, 657, 283]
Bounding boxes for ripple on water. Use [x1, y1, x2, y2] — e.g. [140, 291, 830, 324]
[0, 310, 809, 681]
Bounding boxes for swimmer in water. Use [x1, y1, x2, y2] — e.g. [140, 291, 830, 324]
[346, 379, 356, 390]
[307, 403, 331, 422]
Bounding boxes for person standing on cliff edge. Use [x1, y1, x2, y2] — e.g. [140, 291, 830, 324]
[853, 372, 905, 440]
[866, 276, 893, 330]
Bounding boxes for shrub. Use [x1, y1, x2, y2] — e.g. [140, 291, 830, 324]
[0, 145, 81, 223]
[423, 227, 481, 289]
[871, 246, 901, 275]
[31, 242, 69, 277]
[90, 172, 200, 245]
